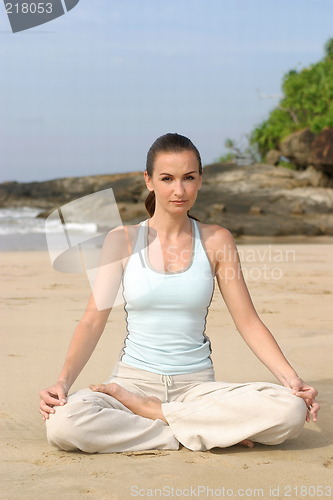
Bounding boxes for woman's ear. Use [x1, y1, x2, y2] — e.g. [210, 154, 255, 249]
[144, 170, 154, 191]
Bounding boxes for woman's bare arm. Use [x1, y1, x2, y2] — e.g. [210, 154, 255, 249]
[211, 226, 319, 421]
[39, 226, 129, 419]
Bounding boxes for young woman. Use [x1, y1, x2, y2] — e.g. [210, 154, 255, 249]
[39, 133, 319, 453]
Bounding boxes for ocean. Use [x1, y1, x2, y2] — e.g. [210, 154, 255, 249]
[0, 206, 99, 251]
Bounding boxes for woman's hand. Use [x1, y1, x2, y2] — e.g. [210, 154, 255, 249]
[287, 377, 320, 422]
[39, 382, 68, 421]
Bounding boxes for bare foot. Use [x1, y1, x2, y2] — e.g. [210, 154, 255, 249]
[89, 383, 167, 423]
[239, 439, 255, 448]
[90, 383, 256, 447]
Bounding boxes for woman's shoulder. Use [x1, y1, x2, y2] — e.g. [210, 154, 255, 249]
[195, 222, 238, 273]
[105, 222, 142, 239]
[197, 221, 235, 248]
[104, 221, 145, 256]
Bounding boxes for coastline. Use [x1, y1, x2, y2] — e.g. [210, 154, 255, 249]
[1, 243, 332, 499]
[1, 233, 333, 253]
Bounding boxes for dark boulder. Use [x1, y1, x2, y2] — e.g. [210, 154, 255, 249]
[309, 128, 333, 177]
[278, 127, 333, 178]
[280, 129, 315, 168]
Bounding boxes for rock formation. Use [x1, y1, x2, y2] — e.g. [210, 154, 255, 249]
[1, 163, 333, 236]
[266, 127, 333, 177]
[279, 128, 315, 168]
[309, 128, 333, 176]
[191, 163, 333, 236]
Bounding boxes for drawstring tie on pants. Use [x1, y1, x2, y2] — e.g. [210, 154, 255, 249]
[160, 375, 173, 402]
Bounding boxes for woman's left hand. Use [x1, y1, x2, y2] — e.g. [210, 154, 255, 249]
[288, 377, 320, 422]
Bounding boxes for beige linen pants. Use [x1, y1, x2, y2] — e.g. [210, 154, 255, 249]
[46, 361, 307, 454]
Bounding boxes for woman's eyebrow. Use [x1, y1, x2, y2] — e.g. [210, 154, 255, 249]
[159, 170, 197, 176]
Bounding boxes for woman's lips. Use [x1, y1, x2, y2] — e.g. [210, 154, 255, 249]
[171, 200, 187, 204]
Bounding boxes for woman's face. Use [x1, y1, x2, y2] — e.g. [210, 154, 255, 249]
[144, 150, 202, 215]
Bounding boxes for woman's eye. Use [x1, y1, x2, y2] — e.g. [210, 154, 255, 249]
[161, 176, 195, 181]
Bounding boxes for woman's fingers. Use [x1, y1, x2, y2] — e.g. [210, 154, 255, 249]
[39, 398, 56, 412]
[303, 398, 320, 422]
[39, 387, 67, 405]
[307, 401, 320, 422]
[290, 381, 320, 423]
[295, 387, 318, 400]
[39, 399, 56, 420]
[39, 386, 68, 420]
[40, 394, 62, 407]
[39, 408, 50, 420]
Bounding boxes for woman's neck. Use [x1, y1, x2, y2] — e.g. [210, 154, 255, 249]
[148, 211, 192, 238]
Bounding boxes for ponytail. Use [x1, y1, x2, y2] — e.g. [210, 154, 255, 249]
[145, 191, 155, 218]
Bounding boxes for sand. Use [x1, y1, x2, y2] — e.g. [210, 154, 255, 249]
[1, 240, 333, 500]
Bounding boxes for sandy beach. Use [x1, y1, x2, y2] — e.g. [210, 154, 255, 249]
[1, 240, 333, 500]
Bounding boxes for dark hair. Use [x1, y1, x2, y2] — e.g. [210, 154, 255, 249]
[144, 133, 202, 220]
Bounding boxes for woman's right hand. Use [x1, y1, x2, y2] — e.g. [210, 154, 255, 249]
[39, 382, 68, 421]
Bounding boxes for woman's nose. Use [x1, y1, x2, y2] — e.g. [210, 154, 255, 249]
[174, 181, 185, 196]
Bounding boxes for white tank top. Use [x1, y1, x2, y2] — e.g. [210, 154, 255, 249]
[120, 218, 215, 375]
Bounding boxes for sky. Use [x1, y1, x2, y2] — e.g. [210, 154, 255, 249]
[1, 0, 333, 182]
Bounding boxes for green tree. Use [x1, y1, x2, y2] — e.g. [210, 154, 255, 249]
[250, 38, 333, 157]
[218, 137, 260, 164]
